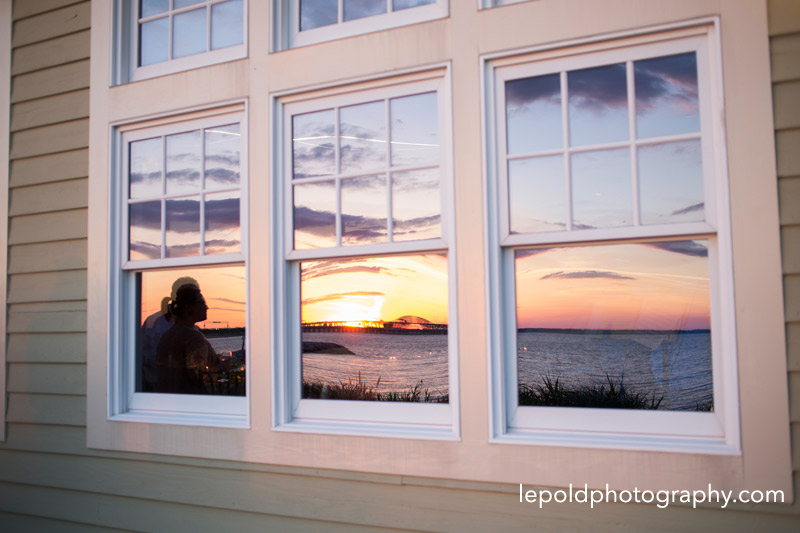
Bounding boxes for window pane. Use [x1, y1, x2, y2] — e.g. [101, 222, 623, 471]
[165, 196, 201, 257]
[174, 0, 203, 8]
[130, 201, 162, 260]
[514, 240, 712, 411]
[505, 74, 562, 154]
[211, 0, 244, 50]
[205, 191, 241, 254]
[166, 130, 202, 195]
[392, 168, 440, 241]
[393, 0, 435, 10]
[139, 16, 169, 66]
[293, 110, 336, 179]
[300, 0, 338, 30]
[344, 0, 387, 22]
[342, 175, 387, 246]
[509, 155, 565, 233]
[140, 0, 169, 18]
[571, 148, 632, 229]
[301, 254, 448, 402]
[294, 181, 337, 249]
[130, 138, 162, 199]
[173, 8, 207, 59]
[639, 140, 704, 225]
[390, 92, 438, 167]
[340, 100, 386, 174]
[568, 64, 628, 146]
[635, 53, 699, 139]
[137, 265, 246, 395]
[205, 123, 241, 189]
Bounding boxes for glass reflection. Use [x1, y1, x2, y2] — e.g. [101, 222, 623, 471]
[130, 138, 162, 199]
[344, 0, 387, 21]
[136, 264, 246, 395]
[300, 253, 448, 402]
[211, 0, 244, 50]
[571, 148, 631, 229]
[342, 175, 387, 245]
[509, 155, 565, 233]
[173, 8, 207, 59]
[205, 124, 241, 189]
[505, 74, 562, 154]
[393, 0, 435, 9]
[568, 64, 628, 146]
[139, 17, 168, 66]
[300, 0, 337, 30]
[166, 130, 201, 195]
[635, 53, 699, 139]
[390, 92, 438, 167]
[130, 201, 162, 260]
[340, 101, 386, 174]
[294, 181, 337, 249]
[166, 196, 201, 257]
[141, 0, 168, 18]
[205, 191, 241, 254]
[639, 141, 704, 225]
[392, 169, 440, 241]
[174, 0, 203, 8]
[514, 240, 712, 411]
[293, 110, 336, 179]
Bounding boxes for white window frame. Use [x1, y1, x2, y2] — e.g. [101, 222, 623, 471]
[114, 0, 248, 84]
[275, 0, 448, 50]
[272, 67, 459, 439]
[0, 0, 10, 443]
[485, 23, 741, 453]
[108, 103, 249, 428]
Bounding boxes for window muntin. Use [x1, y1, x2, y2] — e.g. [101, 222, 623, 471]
[276, 72, 456, 434]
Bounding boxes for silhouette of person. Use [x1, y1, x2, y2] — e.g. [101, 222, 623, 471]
[155, 284, 219, 394]
[140, 276, 199, 391]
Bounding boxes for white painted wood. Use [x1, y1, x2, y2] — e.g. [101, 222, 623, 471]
[6, 332, 86, 363]
[9, 178, 88, 216]
[11, 59, 89, 103]
[11, 1, 90, 48]
[10, 30, 90, 76]
[8, 208, 87, 245]
[9, 148, 88, 187]
[10, 118, 89, 159]
[10, 89, 89, 132]
[7, 362, 86, 395]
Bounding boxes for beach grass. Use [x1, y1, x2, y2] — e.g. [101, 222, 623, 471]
[302, 373, 448, 403]
[518, 374, 663, 410]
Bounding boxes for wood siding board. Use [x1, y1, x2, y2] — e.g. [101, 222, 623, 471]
[769, 0, 800, 37]
[9, 149, 88, 187]
[774, 81, 800, 130]
[8, 209, 87, 245]
[6, 332, 86, 363]
[792, 372, 800, 422]
[5, 393, 85, 426]
[12, 2, 91, 48]
[11, 59, 90, 103]
[779, 177, 800, 226]
[9, 178, 88, 216]
[0, 511, 127, 533]
[9, 240, 87, 273]
[9, 119, 88, 159]
[8, 270, 87, 303]
[789, 323, 800, 372]
[10, 30, 90, 76]
[13, 0, 89, 21]
[11, 89, 90, 132]
[787, 275, 800, 322]
[7, 310, 87, 333]
[777, 129, 800, 178]
[784, 226, 800, 275]
[7, 363, 86, 395]
[771, 33, 800, 82]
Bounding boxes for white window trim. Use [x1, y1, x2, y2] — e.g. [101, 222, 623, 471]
[0, 0, 10, 443]
[108, 103, 250, 428]
[271, 67, 460, 439]
[114, 0, 248, 85]
[484, 22, 742, 453]
[275, 0, 448, 50]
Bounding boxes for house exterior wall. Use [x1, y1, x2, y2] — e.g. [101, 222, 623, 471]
[0, 0, 798, 531]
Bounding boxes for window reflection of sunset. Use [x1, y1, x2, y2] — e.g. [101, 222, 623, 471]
[515, 241, 710, 331]
[301, 254, 447, 325]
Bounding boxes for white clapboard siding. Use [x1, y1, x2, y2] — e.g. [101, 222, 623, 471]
[10, 178, 88, 216]
[5, 394, 85, 426]
[7, 363, 86, 395]
[8, 209, 88, 245]
[11, 59, 90, 104]
[11, 2, 90, 48]
[9, 239, 88, 274]
[11, 89, 90, 132]
[6, 332, 86, 363]
[10, 119, 89, 159]
[9, 148, 88, 187]
[10, 30, 90, 76]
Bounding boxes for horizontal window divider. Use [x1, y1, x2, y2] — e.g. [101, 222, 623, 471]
[128, 188, 241, 203]
[505, 132, 703, 161]
[138, 0, 233, 23]
[274, 418, 459, 441]
[501, 224, 716, 248]
[122, 253, 245, 270]
[287, 240, 447, 261]
[291, 164, 439, 184]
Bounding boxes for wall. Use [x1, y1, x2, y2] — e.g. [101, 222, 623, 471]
[0, 0, 798, 531]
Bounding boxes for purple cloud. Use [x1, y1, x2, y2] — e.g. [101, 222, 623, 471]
[540, 270, 635, 280]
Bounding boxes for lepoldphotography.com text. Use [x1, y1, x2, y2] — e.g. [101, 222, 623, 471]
[519, 484, 785, 509]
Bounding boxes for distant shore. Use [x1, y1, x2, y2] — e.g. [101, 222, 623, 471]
[517, 328, 710, 335]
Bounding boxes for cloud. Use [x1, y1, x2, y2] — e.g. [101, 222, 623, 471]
[204, 238, 240, 255]
[130, 240, 160, 259]
[166, 169, 201, 187]
[205, 197, 240, 230]
[568, 64, 628, 112]
[302, 290, 385, 306]
[393, 214, 441, 237]
[634, 52, 698, 111]
[540, 270, 635, 280]
[130, 171, 162, 190]
[301, 261, 395, 282]
[515, 248, 552, 260]
[644, 240, 708, 257]
[505, 73, 560, 108]
[212, 297, 246, 306]
[671, 202, 704, 217]
[205, 167, 240, 185]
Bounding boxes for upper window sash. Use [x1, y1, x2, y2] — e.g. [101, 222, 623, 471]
[278, 0, 448, 50]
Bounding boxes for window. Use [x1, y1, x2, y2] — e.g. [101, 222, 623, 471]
[110, 105, 248, 426]
[487, 27, 740, 451]
[116, 0, 247, 83]
[273, 69, 457, 437]
[276, 0, 448, 49]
